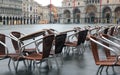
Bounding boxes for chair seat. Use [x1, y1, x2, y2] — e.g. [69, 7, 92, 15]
[0, 55, 8, 58]
[65, 41, 77, 47]
[96, 60, 120, 66]
[23, 48, 37, 53]
[8, 53, 24, 61]
[24, 53, 42, 60]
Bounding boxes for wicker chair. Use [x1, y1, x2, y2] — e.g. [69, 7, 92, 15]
[22, 34, 54, 70]
[89, 35, 120, 75]
[65, 30, 88, 55]
[0, 34, 10, 59]
[50, 33, 67, 68]
[10, 31, 45, 54]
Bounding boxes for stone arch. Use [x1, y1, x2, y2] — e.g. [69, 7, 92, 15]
[63, 9, 71, 23]
[85, 5, 97, 23]
[114, 6, 120, 23]
[3, 16, 5, 25]
[73, 7, 81, 23]
[102, 7, 112, 23]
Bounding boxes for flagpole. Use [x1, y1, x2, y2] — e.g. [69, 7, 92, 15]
[50, 0, 52, 23]
[100, 0, 102, 23]
[73, 0, 75, 23]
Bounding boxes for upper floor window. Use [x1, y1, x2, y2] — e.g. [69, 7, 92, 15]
[68, 3, 70, 6]
[30, 7, 32, 11]
[78, 2, 80, 5]
[107, 0, 109, 3]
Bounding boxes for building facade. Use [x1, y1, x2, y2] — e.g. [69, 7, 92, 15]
[22, 0, 42, 24]
[60, 0, 120, 24]
[0, 0, 22, 25]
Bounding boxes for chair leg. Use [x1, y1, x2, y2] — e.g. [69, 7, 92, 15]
[54, 54, 59, 69]
[60, 53, 64, 65]
[8, 58, 12, 67]
[96, 65, 103, 75]
[39, 61, 42, 72]
[112, 66, 115, 73]
[12, 60, 19, 71]
[47, 59, 52, 70]
[106, 66, 109, 73]
[82, 44, 86, 53]
[15, 60, 20, 71]
[23, 60, 27, 68]
[99, 66, 104, 75]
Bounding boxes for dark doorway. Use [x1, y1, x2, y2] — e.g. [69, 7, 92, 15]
[68, 19, 70, 23]
[106, 13, 110, 23]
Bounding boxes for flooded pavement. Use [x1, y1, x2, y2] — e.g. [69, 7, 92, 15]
[0, 24, 119, 75]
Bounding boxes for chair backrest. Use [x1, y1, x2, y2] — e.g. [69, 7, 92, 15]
[10, 31, 21, 51]
[109, 27, 115, 36]
[103, 28, 109, 34]
[77, 30, 88, 45]
[55, 33, 67, 54]
[42, 34, 54, 58]
[0, 34, 6, 55]
[89, 36, 100, 63]
[19, 30, 45, 41]
[101, 34, 111, 57]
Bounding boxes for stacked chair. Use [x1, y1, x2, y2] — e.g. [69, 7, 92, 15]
[87, 25, 120, 75]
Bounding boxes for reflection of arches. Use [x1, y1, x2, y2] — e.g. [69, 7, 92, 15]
[20, 17, 22, 24]
[73, 8, 80, 23]
[64, 10, 71, 23]
[0, 16, 2, 22]
[10, 17, 12, 25]
[114, 7, 120, 23]
[7, 17, 9, 25]
[24, 18, 26, 24]
[85, 5, 97, 23]
[27, 19, 29, 24]
[102, 7, 111, 23]
[13, 17, 15, 25]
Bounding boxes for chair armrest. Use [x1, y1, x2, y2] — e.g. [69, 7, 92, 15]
[100, 34, 120, 49]
[109, 35, 120, 42]
[9, 33, 20, 41]
[89, 37, 119, 56]
[66, 32, 78, 41]
[20, 37, 43, 52]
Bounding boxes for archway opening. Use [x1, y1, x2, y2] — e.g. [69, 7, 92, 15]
[106, 13, 110, 23]
[85, 5, 97, 23]
[115, 7, 120, 24]
[89, 12, 95, 23]
[102, 7, 111, 23]
[73, 8, 80, 23]
[64, 10, 71, 23]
